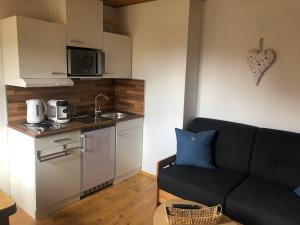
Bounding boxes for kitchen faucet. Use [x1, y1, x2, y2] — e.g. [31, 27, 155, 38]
[94, 94, 109, 118]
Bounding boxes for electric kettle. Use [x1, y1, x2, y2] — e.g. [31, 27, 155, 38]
[26, 99, 47, 124]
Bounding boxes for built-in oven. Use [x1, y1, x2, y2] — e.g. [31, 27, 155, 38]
[67, 47, 105, 77]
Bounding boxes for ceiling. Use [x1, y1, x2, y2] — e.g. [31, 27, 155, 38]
[103, 0, 155, 8]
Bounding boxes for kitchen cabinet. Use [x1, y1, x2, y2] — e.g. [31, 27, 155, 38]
[49, 0, 103, 49]
[103, 32, 132, 79]
[8, 129, 81, 219]
[115, 118, 143, 184]
[1, 16, 73, 87]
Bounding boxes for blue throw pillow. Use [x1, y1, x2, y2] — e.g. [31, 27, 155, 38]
[175, 128, 216, 169]
[295, 186, 300, 197]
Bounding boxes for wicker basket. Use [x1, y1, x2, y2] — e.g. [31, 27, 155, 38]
[165, 204, 222, 225]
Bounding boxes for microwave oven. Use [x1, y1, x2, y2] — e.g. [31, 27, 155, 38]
[67, 47, 105, 77]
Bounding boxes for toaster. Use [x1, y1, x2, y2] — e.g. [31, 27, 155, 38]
[47, 100, 70, 123]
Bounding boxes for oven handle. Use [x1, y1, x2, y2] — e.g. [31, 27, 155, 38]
[37, 146, 78, 162]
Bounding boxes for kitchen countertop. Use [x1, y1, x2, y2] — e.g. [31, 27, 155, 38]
[8, 113, 144, 138]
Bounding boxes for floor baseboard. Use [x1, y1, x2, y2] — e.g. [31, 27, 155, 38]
[140, 170, 156, 180]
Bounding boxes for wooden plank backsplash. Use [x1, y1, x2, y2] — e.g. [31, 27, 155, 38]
[115, 79, 144, 115]
[6, 79, 144, 122]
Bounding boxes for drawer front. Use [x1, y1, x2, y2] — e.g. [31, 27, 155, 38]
[35, 131, 81, 150]
[117, 118, 143, 133]
[36, 142, 81, 162]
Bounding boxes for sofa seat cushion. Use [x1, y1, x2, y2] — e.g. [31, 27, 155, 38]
[157, 165, 247, 207]
[226, 177, 300, 225]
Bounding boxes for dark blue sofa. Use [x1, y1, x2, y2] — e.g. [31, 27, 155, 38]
[157, 118, 300, 225]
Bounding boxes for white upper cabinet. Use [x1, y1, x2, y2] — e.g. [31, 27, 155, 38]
[49, 0, 103, 49]
[1, 16, 72, 87]
[103, 32, 132, 79]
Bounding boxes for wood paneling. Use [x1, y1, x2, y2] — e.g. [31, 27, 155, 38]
[10, 174, 157, 225]
[6, 79, 144, 122]
[104, 0, 155, 7]
[115, 79, 144, 115]
[6, 79, 114, 122]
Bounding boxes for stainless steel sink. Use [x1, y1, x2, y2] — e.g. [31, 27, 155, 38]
[100, 112, 131, 119]
[74, 115, 111, 124]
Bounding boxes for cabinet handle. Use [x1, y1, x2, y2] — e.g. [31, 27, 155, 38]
[118, 132, 131, 137]
[81, 135, 87, 152]
[52, 72, 67, 75]
[70, 40, 84, 44]
[54, 138, 71, 143]
[65, 146, 80, 152]
[37, 150, 70, 162]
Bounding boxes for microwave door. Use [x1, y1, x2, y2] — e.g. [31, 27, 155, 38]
[97, 51, 105, 75]
[68, 48, 98, 76]
[68, 49, 88, 75]
[82, 51, 97, 75]
[83, 54, 94, 74]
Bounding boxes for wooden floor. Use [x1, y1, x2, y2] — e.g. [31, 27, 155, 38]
[10, 174, 157, 225]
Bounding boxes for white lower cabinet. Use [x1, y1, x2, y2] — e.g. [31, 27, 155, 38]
[35, 145, 80, 216]
[8, 129, 81, 219]
[115, 118, 143, 184]
[8, 118, 143, 218]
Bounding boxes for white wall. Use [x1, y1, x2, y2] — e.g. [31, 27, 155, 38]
[197, 0, 300, 133]
[183, 0, 202, 128]
[103, 5, 119, 33]
[0, 0, 50, 195]
[16, 0, 49, 20]
[0, 24, 10, 195]
[0, 0, 14, 195]
[118, 0, 191, 175]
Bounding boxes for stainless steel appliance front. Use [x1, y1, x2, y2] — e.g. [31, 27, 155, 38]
[67, 47, 105, 77]
[80, 126, 115, 196]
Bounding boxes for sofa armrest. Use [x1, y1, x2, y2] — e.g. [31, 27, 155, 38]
[157, 154, 176, 173]
[156, 154, 176, 205]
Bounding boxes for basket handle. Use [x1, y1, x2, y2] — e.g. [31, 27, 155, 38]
[216, 204, 223, 215]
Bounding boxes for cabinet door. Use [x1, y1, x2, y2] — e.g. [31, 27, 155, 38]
[103, 32, 132, 79]
[66, 0, 103, 49]
[36, 144, 81, 212]
[17, 17, 67, 79]
[116, 127, 143, 178]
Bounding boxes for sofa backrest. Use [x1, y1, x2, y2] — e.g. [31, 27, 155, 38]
[250, 128, 300, 188]
[188, 118, 258, 174]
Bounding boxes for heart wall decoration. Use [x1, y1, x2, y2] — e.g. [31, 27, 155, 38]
[247, 38, 276, 86]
